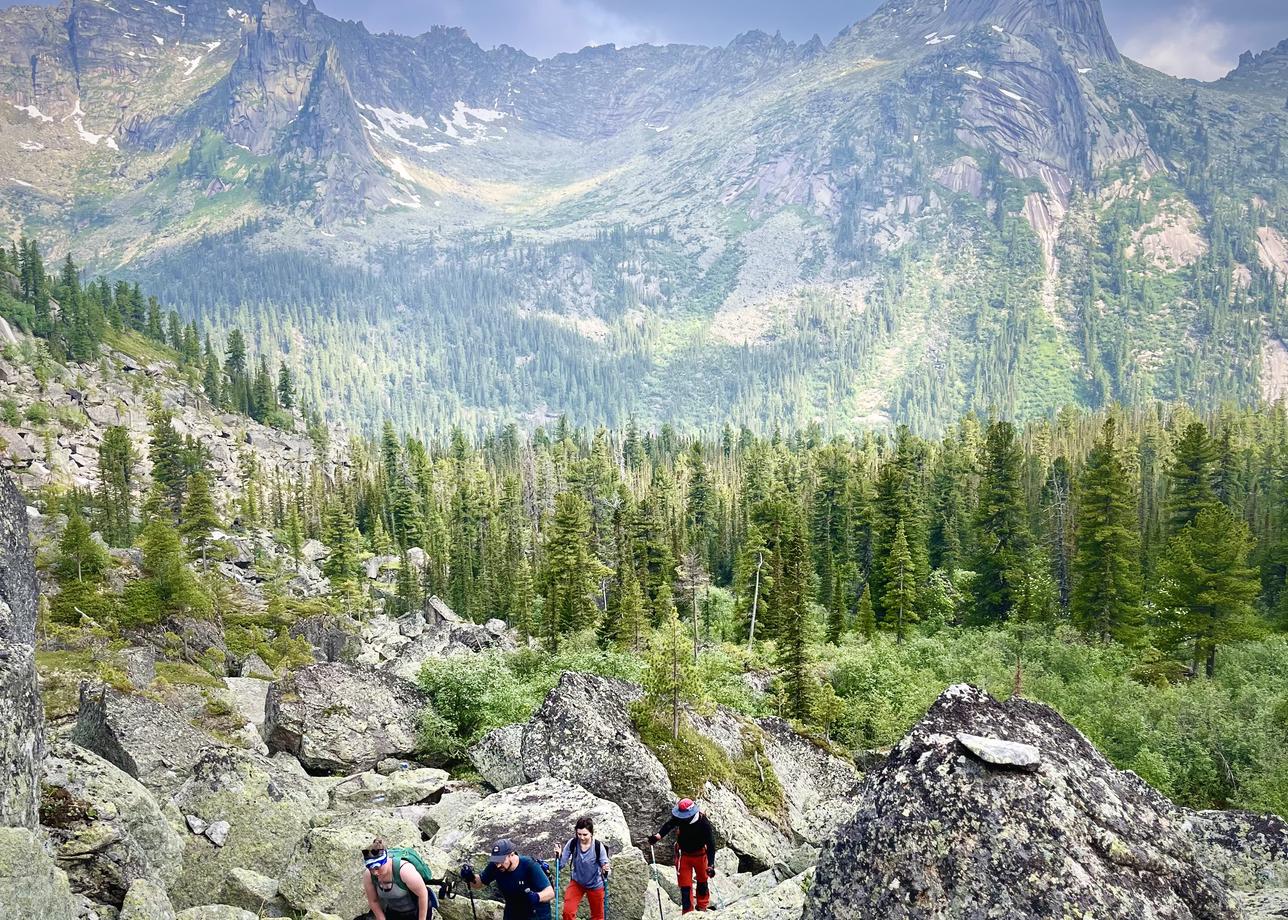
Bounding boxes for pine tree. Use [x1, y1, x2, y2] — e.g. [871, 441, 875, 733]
[856, 583, 877, 640]
[277, 364, 296, 410]
[97, 425, 136, 546]
[145, 410, 189, 521]
[55, 509, 108, 583]
[395, 548, 423, 616]
[885, 521, 918, 642]
[322, 503, 362, 588]
[1166, 421, 1218, 532]
[1155, 505, 1261, 677]
[1070, 419, 1143, 643]
[971, 420, 1033, 624]
[539, 492, 604, 648]
[615, 563, 647, 652]
[644, 585, 698, 740]
[179, 473, 221, 565]
[777, 509, 814, 721]
[128, 521, 212, 623]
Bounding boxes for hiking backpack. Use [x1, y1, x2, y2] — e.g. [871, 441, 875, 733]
[563, 837, 606, 866]
[389, 847, 441, 908]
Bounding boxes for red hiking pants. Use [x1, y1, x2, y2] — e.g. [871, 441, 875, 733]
[675, 850, 710, 913]
[561, 880, 605, 920]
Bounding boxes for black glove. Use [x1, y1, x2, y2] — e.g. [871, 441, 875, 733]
[459, 863, 476, 882]
[526, 890, 542, 908]
[707, 866, 717, 878]
[647, 834, 661, 845]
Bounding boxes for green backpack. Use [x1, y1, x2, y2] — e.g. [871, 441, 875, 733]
[389, 848, 441, 908]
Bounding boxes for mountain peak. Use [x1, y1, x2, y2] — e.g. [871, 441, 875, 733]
[870, 0, 1119, 63]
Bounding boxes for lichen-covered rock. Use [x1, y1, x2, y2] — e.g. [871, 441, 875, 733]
[468, 723, 526, 791]
[1187, 809, 1288, 891]
[752, 718, 860, 844]
[0, 825, 79, 919]
[221, 866, 290, 915]
[277, 812, 423, 918]
[167, 749, 325, 910]
[716, 867, 812, 920]
[70, 683, 224, 796]
[175, 907, 257, 920]
[805, 684, 1241, 920]
[119, 878, 177, 920]
[42, 741, 184, 905]
[521, 672, 674, 844]
[264, 662, 430, 773]
[328, 766, 451, 810]
[432, 776, 648, 920]
[0, 470, 44, 829]
[1239, 887, 1288, 919]
[699, 783, 789, 873]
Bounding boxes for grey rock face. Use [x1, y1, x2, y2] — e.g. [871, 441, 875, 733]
[805, 683, 1241, 920]
[0, 470, 44, 829]
[119, 878, 177, 920]
[264, 662, 430, 772]
[71, 683, 223, 796]
[521, 671, 674, 845]
[468, 723, 526, 791]
[1187, 810, 1288, 891]
[755, 717, 861, 843]
[42, 741, 184, 906]
[0, 825, 79, 919]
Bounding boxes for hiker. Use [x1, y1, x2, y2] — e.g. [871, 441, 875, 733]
[361, 837, 436, 920]
[648, 798, 716, 914]
[554, 816, 611, 920]
[460, 838, 555, 920]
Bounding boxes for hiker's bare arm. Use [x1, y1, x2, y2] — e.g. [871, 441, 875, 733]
[402, 864, 430, 920]
[537, 884, 555, 904]
[361, 873, 386, 920]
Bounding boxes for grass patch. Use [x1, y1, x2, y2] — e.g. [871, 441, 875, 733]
[153, 660, 224, 688]
[632, 703, 785, 824]
[35, 649, 133, 719]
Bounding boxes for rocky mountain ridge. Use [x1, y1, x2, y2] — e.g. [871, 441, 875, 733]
[2, 0, 1287, 432]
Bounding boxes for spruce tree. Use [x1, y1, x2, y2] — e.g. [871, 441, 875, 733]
[644, 584, 698, 740]
[885, 520, 918, 642]
[856, 583, 877, 640]
[1070, 419, 1143, 643]
[539, 492, 603, 648]
[1166, 421, 1218, 532]
[1155, 505, 1261, 677]
[179, 473, 221, 565]
[971, 420, 1033, 624]
[55, 510, 108, 583]
[97, 425, 136, 546]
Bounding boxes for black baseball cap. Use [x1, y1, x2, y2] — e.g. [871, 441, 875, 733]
[489, 839, 516, 864]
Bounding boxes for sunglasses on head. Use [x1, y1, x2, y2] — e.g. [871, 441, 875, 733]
[363, 849, 389, 869]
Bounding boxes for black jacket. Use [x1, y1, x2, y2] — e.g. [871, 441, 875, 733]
[656, 812, 716, 861]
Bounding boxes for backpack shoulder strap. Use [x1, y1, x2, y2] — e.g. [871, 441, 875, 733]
[391, 853, 408, 891]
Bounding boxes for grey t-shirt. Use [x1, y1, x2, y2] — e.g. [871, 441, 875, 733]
[558, 838, 609, 889]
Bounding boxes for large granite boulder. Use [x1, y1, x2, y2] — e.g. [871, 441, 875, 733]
[754, 717, 861, 842]
[468, 723, 526, 791]
[716, 867, 813, 920]
[0, 470, 44, 829]
[264, 663, 430, 773]
[432, 776, 649, 920]
[521, 672, 674, 844]
[0, 825, 79, 919]
[167, 749, 326, 910]
[42, 741, 184, 906]
[1187, 809, 1288, 891]
[119, 878, 177, 920]
[805, 684, 1242, 920]
[328, 766, 451, 810]
[71, 683, 224, 796]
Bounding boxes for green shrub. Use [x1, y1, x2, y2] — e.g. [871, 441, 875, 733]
[24, 402, 50, 425]
[0, 399, 18, 426]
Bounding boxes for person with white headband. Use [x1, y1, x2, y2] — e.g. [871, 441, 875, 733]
[361, 836, 435, 920]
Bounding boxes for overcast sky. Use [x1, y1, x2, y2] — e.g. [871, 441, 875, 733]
[5, 0, 1287, 80]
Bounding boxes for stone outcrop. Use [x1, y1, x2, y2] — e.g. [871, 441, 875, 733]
[167, 748, 326, 909]
[0, 470, 44, 830]
[264, 662, 431, 773]
[754, 717, 861, 843]
[805, 684, 1242, 920]
[468, 723, 526, 791]
[0, 825, 79, 919]
[42, 740, 184, 906]
[520, 672, 674, 844]
[71, 683, 223, 796]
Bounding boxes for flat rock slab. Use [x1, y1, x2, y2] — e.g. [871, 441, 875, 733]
[956, 732, 1041, 770]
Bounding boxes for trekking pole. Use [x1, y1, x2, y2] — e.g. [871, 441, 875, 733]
[603, 876, 610, 920]
[555, 856, 562, 920]
[648, 844, 665, 920]
[458, 873, 478, 920]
